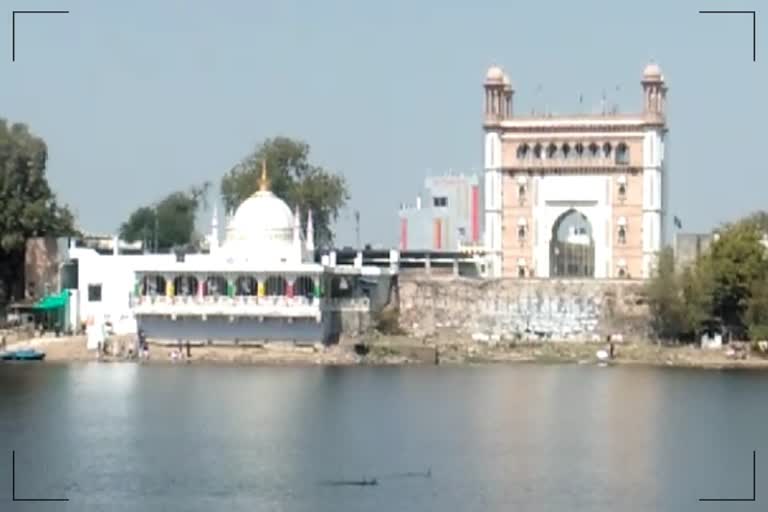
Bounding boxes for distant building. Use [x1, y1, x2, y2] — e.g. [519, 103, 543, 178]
[673, 232, 714, 270]
[398, 173, 483, 251]
[674, 231, 768, 270]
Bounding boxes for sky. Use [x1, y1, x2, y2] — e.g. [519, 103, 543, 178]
[1, 0, 766, 247]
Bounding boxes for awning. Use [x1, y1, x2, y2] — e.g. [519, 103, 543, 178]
[33, 291, 68, 310]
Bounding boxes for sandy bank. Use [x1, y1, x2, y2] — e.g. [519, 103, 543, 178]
[3, 335, 768, 370]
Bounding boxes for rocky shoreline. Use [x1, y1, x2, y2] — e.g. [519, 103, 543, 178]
[3, 334, 768, 370]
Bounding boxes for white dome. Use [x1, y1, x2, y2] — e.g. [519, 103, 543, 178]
[225, 190, 294, 248]
[643, 62, 662, 80]
[486, 65, 505, 82]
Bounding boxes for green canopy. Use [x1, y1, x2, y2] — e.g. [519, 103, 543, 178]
[34, 291, 68, 310]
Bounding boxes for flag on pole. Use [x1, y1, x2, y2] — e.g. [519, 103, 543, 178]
[673, 216, 682, 229]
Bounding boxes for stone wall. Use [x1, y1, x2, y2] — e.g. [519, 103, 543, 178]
[25, 237, 66, 300]
[398, 277, 649, 342]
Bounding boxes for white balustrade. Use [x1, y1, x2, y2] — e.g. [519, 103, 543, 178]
[131, 294, 321, 318]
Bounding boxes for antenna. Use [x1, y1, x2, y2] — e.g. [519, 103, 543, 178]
[535, 84, 542, 115]
[601, 89, 607, 115]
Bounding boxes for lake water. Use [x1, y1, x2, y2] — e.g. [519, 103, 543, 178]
[1, 363, 767, 511]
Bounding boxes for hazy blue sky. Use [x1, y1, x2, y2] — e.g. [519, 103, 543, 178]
[2, 0, 765, 246]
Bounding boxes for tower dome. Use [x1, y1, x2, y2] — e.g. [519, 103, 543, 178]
[643, 62, 663, 80]
[485, 65, 505, 83]
[223, 161, 296, 260]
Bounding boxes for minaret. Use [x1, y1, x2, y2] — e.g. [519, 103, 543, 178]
[306, 209, 315, 252]
[641, 62, 667, 119]
[293, 206, 302, 254]
[640, 62, 668, 278]
[209, 203, 219, 253]
[483, 65, 513, 124]
[482, 65, 508, 277]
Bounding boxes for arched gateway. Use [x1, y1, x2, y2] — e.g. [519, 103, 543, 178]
[549, 209, 595, 278]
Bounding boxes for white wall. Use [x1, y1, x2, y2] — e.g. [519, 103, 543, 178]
[642, 129, 664, 277]
[483, 132, 503, 277]
[70, 248, 176, 334]
[533, 174, 611, 278]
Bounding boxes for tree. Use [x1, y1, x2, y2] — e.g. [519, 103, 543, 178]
[746, 275, 768, 340]
[119, 183, 209, 252]
[0, 119, 76, 303]
[646, 247, 689, 341]
[679, 257, 715, 338]
[706, 221, 767, 335]
[220, 137, 349, 247]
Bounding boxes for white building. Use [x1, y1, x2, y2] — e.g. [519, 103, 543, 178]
[482, 63, 668, 279]
[67, 162, 385, 344]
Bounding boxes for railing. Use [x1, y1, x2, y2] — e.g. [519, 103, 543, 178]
[511, 157, 632, 169]
[131, 295, 321, 319]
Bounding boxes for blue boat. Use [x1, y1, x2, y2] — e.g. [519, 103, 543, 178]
[0, 349, 46, 361]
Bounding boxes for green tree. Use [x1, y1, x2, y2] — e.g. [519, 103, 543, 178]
[706, 221, 767, 334]
[119, 183, 209, 252]
[646, 247, 689, 341]
[0, 119, 75, 303]
[679, 257, 715, 337]
[746, 275, 768, 340]
[220, 137, 349, 247]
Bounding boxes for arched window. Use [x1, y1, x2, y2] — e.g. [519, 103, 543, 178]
[517, 218, 527, 243]
[615, 142, 629, 165]
[173, 275, 198, 296]
[575, 142, 584, 158]
[145, 275, 166, 296]
[617, 221, 627, 244]
[235, 276, 257, 296]
[294, 275, 315, 298]
[265, 275, 288, 296]
[518, 185, 526, 205]
[546, 143, 557, 159]
[533, 143, 543, 159]
[617, 258, 628, 278]
[602, 142, 613, 158]
[588, 142, 599, 158]
[516, 143, 529, 159]
[617, 175, 627, 201]
[561, 143, 571, 159]
[205, 275, 228, 296]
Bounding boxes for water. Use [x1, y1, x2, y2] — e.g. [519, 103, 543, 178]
[1, 363, 767, 511]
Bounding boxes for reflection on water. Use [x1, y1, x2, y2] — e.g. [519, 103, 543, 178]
[0, 363, 767, 511]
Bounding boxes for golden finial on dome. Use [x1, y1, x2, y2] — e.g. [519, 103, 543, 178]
[258, 159, 270, 192]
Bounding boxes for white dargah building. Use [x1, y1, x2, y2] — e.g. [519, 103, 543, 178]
[66, 163, 386, 343]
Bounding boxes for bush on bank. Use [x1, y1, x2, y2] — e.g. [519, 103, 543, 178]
[647, 213, 768, 343]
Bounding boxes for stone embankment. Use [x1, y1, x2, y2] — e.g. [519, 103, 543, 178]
[398, 277, 649, 342]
